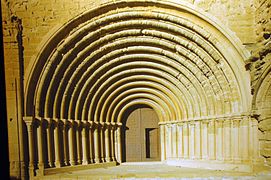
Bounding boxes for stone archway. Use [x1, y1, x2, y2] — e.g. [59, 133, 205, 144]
[22, 0, 256, 177]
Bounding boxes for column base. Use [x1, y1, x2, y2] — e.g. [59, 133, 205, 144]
[77, 160, 83, 165]
[82, 160, 89, 165]
[70, 161, 76, 166]
[95, 158, 101, 163]
[28, 165, 35, 178]
[105, 157, 111, 162]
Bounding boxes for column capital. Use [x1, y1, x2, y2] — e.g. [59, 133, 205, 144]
[23, 116, 34, 125]
[74, 119, 81, 126]
[93, 121, 101, 129]
[116, 122, 122, 126]
[44, 117, 53, 124]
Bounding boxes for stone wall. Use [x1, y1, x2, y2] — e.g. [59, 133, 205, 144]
[245, 0, 271, 166]
[1, 0, 269, 178]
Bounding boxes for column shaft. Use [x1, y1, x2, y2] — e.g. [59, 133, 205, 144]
[177, 124, 183, 158]
[224, 120, 231, 161]
[202, 122, 208, 159]
[82, 122, 89, 165]
[195, 121, 201, 159]
[37, 121, 44, 171]
[172, 124, 177, 159]
[47, 121, 54, 167]
[100, 125, 105, 162]
[160, 125, 166, 161]
[105, 126, 111, 162]
[63, 120, 69, 166]
[117, 126, 122, 163]
[232, 119, 240, 162]
[89, 125, 94, 163]
[69, 124, 76, 166]
[183, 123, 189, 159]
[208, 120, 215, 160]
[26, 122, 35, 177]
[54, 121, 61, 167]
[76, 122, 82, 165]
[94, 125, 100, 163]
[111, 126, 116, 161]
[216, 120, 223, 161]
[189, 123, 195, 159]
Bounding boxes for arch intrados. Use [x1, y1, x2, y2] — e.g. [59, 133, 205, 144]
[98, 81, 185, 122]
[98, 87, 179, 122]
[83, 57, 204, 118]
[113, 95, 172, 122]
[116, 99, 166, 123]
[80, 68, 197, 120]
[75, 73, 193, 120]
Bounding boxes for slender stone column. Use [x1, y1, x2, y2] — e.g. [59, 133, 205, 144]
[63, 119, 69, 166]
[88, 122, 94, 163]
[100, 122, 105, 162]
[82, 120, 89, 165]
[240, 116, 249, 162]
[37, 119, 44, 172]
[54, 119, 61, 167]
[166, 124, 172, 159]
[116, 123, 122, 163]
[76, 120, 82, 164]
[105, 123, 111, 162]
[189, 122, 195, 159]
[25, 119, 35, 177]
[208, 120, 216, 160]
[160, 124, 166, 161]
[232, 118, 240, 162]
[183, 123, 189, 159]
[172, 124, 177, 159]
[251, 118, 259, 162]
[68, 121, 76, 166]
[110, 123, 116, 161]
[202, 121, 208, 159]
[177, 123, 183, 158]
[114, 125, 118, 162]
[94, 122, 101, 163]
[223, 119, 231, 161]
[216, 120, 223, 161]
[46, 118, 54, 167]
[195, 121, 201, 159]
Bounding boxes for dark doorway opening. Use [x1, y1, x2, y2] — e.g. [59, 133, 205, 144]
[145, 128, 156, 158]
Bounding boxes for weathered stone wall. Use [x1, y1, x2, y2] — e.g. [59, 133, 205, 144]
[1, 0, 269, 178]
[248, 0, 271, 166]
[2, 0, 257, 70]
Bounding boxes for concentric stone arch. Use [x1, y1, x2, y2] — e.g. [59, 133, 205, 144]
[22, 0, 256, 175]
[25, 0, 251, 122]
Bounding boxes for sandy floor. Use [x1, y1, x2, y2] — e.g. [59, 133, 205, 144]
[40, 162, 271, 180]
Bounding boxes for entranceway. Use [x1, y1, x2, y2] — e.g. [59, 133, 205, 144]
[122, 106, 160, 162]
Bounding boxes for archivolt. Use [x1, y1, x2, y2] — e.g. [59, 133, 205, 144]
[25, 0, 251, 123]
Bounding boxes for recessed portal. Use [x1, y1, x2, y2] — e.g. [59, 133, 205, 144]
[122, 106, 160, 162]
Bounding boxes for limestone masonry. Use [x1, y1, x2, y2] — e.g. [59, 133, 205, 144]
[1, 0, 271, 179]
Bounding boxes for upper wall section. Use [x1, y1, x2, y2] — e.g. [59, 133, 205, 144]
[2, 0, 255, 70]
